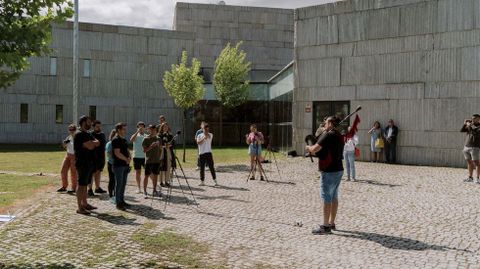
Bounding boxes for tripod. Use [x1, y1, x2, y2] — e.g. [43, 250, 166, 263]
[263, 143, 282, 181]
[246, 142, 269, 182]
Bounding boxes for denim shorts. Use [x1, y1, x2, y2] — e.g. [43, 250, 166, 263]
[320, 171, 343, 203]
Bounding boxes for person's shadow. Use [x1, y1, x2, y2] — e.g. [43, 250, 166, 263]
[334, 230, 470, 252]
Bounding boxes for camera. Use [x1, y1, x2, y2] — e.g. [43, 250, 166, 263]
[63, 139, 70, 144]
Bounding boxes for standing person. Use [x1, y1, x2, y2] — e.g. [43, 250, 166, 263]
[306, 116, 344, 235]
[245, 124, 265, 181]
[384, 119, 399, 164]
[105, 129, 117, 198]
[461, 114, 480, 183]
[130, 121, 146, 194]
[343, 127, 359, 181]
[195, 122, 205, 171]
[112, 123, 131, 211]
[196, 123, 218, 186]
[74, 116, 100, 215]
[368, 121, 383, 162]
[158, 115, 166, 127]
[158, 123, 175, 187]
[58, 124, 78, 194]
[88, 120, 107, 196]
[142, 125, 162, 198]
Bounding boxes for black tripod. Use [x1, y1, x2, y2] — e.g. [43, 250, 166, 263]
[162, 132, 198, 210]
[263, 143, 282, 181]
[246, 142, 269, 182]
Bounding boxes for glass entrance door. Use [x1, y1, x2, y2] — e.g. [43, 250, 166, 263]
[312, 101, 350, 135]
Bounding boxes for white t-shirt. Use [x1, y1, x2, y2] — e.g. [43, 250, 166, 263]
[65, 135, 74, 154]
[197, 133, 213, 155]
[344, 134, 359, 152]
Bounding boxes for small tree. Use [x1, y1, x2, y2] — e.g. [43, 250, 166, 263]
[163, 50, 205, 162]
[0, 0, 73, 88]
[213, 42, 251, 145]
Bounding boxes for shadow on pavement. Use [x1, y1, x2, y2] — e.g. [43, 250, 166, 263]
[0, 263, 77, 269]
[353, 179, 402, 187]
[127, 204, 168, 220]
[93, 213, 139, 226]
[334, 230, 470, 252]
[196, 194, 250, 203]
[215, 164, 250, 173]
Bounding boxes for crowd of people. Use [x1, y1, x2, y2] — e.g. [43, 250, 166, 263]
[367, 119, 399, 164]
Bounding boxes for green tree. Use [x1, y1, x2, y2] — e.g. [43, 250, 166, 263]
[163, 50, 205, 162]
[0, 0, 73, 88]
[213, 42, 251, 145]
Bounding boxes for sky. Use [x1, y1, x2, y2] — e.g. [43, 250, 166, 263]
[77, 0, 335, 29]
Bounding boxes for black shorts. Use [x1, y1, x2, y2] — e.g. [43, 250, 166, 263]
[95, 159, 106, 171]
[145, 163, 160, 176]
[76, 165, 95, 186]
[133, 158, 145, 170]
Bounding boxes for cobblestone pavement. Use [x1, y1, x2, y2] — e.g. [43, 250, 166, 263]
[1, 158, 479, 268]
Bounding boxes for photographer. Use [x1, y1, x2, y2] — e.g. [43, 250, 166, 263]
[246, 124, 265, 181]
[197, 123, 217, 186]
[74, 116, 100, 215]
[58, 124, 78, 194]
[306, 116, 344, 235]
[112, 122, 131, 211]
[158, 123, 175, 187]
[461, 114, 480, 183]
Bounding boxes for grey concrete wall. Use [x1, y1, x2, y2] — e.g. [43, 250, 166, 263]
[0, 22, 194, 143]
[174, 2, 294, 81]
[293, 0, 480, 167]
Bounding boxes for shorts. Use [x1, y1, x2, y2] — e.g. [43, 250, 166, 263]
[248, 144, 262, 156]
[95, 158, 105, 171]
[319, 170, 343, 203]
[463, 147, 480, 161]
[133, 158, 145, 170]
[76, 165, 95, 186]
[145, 163, 160, 176]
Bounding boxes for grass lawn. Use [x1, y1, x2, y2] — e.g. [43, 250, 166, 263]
[0, 144, 285, 174]
[0, 174, 55, 213]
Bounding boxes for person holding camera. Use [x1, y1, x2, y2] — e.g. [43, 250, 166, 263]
[158, 123, 175, 187]
[246, 124, 265, 181]
[130, 121, 146, 194]
[197, 123, 217, 186]
[112, 122, 131, 211]
[58, 124, 78, 194]
[306, 116, 344, 235]
[142, 124, 162, 198]
[88, 120, 107, 196]
[461, 114, 480, 183]
[74, 116, 100, 215]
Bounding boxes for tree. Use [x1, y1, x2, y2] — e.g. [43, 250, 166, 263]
[213, 42, 251, 145]
[163, 50, 205, 162]
[0, 0, 73, 88]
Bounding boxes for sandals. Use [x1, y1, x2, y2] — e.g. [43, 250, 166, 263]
[76, 209, 91, 215]
[84, 204, 97, 210]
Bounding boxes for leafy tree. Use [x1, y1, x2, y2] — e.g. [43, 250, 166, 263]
[213, 42, 251, 145]
[0, 0, 73, 88]
[163, 50, 205, 162]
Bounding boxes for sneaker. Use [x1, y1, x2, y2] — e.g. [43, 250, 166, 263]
[95, 187, 106, 194]
[195, 167, 200, 171]
[160, 183, 166, 187]
[165, 182, 171, 187]
[121, 202, 131, 208]
[351, 178, 356, 182]
[153, 190, 161, 197]
[144, 192, 149, 199]
[67, 190, 75, 194]
[464, 177, 474, 183]
[312, 224, 332, 235]
[213, 179, 218, 187]
[199, 181, 205, 186]
[109, 197, 116, 204]
[57, 187, 67, 192]
[250, 177, 256, 181]
[329, 223, 336, 230]
[476, 178, 480, 184]
[136, 189, 142, 194]
[260, 176, 265, 181]
[116, 205, 126, 211]
[87, 189, 95, 197]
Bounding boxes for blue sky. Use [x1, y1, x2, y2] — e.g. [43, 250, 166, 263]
[78, 0, 334, 29]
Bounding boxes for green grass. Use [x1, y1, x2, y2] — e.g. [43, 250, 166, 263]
[132, 224, 227, 269]
[0, 174, 55, 212]
[0, 144, 283, 173]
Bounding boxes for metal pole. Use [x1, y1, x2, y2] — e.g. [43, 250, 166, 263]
[73, 0, 79, 122]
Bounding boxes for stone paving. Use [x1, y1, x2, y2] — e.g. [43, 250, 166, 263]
[0, 158, 479, 268]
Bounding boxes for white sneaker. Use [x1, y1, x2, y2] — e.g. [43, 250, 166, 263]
[195, 167, 200, 171]
[213, 179, 218, 187]
[144, 192, 149, 199]
[464, 177, 474, 183]
[351, 178, 356, 182]
[476, 178, 480, 184]
[136, 189, 142, 194]
[199, 181, 205, 186]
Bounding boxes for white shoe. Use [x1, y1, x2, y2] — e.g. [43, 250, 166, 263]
[136, 189, 142, 194]
[144, 192, 149, 199]
[464, 177, 474, 183]
[476, 178, 480, 184]
[351, 178, 356, 182]
[213, 179, 218, 187]
[199, 181, 205, 186]
[195, 167, 200, 171]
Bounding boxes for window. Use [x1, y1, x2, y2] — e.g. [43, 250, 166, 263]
[312, 101, 350, 134]
[50, 57, 57, 76]
[20, 104, 28, 123]
[89, 106, 96, 120]
[83, 59, 91, 77]
[56, 105, 63, 124]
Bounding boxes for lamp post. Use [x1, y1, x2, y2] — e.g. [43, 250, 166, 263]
[73, 0, 79, 122]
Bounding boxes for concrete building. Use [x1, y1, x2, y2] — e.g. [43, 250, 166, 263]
[293, 0, 480, 167]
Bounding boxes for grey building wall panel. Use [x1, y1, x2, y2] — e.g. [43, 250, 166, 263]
[437, 0, 475, 33]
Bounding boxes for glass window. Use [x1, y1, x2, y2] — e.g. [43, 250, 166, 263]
[50, 57, 57, 76]
[83, 59, 90, 77]
[20, 104, 28, 123]
[56, 105, 63, 124]
[312, 101, 350, 135]
[89, 106, 96, 120]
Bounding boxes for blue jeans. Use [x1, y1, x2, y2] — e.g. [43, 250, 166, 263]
[344, 151, 355, 179]
[113, 166, 129, 205]
[320, 171, 343, 203]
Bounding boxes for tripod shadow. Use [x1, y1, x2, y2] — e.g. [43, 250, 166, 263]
[127, 204, 167, 220]
[92, 213, 140, 226]
[211, 185, 249, 191]
[196, 193, 250, 203]
[168, 184, 205, 192]
[215, 164, 250, 173]
[353, 179, 401, 188]
[334, 230, 470, 252]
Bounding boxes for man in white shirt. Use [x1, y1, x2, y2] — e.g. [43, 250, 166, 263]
[196, 123, 217, 186]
